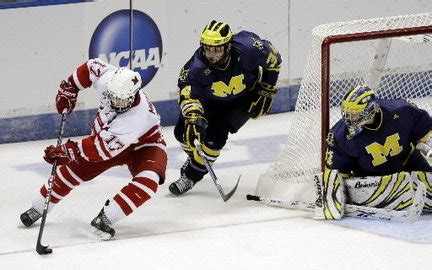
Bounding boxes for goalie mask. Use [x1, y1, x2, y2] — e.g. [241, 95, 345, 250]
[107, 67, 142, 113]
[341, 84, 379, 138]
[200, 20, 233, 67]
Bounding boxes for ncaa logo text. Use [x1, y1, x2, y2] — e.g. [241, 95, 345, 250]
[89, 10, 163, 87]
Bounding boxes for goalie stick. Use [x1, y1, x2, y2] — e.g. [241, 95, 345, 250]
[36, 113, 67, 255]
[246, 181, 425, 222]
[194, 140, 241, 202]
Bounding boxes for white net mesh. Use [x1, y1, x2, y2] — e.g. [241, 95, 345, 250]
[256, 13, 432, 203]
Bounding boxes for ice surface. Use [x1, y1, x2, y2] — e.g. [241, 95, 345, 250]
[0, 113, 431, 270]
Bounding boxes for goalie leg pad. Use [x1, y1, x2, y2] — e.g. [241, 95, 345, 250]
[411, 171, 432, 212]
[345, 171, 415, 211]
[314, 169, 345, 220]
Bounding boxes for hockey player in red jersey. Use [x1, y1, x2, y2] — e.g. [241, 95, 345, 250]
[20, 59, 167, 239]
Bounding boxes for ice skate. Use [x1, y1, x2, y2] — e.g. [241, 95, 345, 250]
[20, 207, 42, 227]
[91, 208, 115, 240]
[169, 174, 196, 196]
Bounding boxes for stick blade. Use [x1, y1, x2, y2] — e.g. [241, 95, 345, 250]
[221, 175, 241, 202]
[246, 194, 261, 201]
[36, 243, 52, 255]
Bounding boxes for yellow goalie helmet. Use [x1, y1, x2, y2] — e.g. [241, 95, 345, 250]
[341, 84, 379, 137]
[200, 20, 233, 46]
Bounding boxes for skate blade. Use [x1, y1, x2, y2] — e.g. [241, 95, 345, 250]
[94, 229, 113, 241]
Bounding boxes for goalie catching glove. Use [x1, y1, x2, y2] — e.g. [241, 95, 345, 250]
[43, 140, 80, 165]
[248, 82, 278, 119]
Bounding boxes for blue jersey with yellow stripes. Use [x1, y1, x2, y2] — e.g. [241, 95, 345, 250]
[177, 31, 282, 105]
[326, 99, 432, 176]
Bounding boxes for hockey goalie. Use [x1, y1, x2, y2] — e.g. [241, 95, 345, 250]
[316, 84, 432, 221]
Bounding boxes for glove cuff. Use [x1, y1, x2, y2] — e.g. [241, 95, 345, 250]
[257, 82, 277, 97]
[184, 113, 208, 129]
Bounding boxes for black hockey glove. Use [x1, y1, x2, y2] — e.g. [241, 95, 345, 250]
[248, 82, 278, 119]
[184, 113, 208, 147]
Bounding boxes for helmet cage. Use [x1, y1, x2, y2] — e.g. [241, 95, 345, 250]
[341, 85, 378, 137]
[201, 44, 231, 67]
[108, 94, 136, 113]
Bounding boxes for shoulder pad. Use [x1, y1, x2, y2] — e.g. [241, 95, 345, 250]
[377, 98, 413, 114]
[178, 50, 209, 83]
[232, 31, 264, 54]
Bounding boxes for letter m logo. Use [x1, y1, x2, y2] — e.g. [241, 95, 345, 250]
[365, 133, 403, 166]
[211, 74, 246, 97]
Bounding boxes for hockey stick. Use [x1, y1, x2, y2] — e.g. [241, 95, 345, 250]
[194, 140, 241, 202]
[36, 113, 67, 255]
[246, 182, 425, 222]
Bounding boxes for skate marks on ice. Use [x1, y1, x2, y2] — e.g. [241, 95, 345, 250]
[1, 213, 306, 256]
[333, 214, 432, 244]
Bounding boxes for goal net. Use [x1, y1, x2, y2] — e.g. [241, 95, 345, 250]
[255, 13, 432, 204]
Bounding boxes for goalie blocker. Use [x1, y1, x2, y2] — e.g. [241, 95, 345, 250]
[314, 170, 432, 220]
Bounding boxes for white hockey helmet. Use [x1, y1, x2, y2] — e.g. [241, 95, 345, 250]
[107, 67, 142, 113]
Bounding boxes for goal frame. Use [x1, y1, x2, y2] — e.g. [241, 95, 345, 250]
[320, 25, 432, 170]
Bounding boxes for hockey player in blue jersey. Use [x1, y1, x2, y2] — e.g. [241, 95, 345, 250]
[326, 84, 432, 177]
[318, 84, 432, 220]
[169, 20, 282, 195]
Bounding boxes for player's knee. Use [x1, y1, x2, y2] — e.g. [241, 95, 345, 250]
[134, 170, 160, 194]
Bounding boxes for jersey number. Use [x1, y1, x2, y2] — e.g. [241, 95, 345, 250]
[365, 133, 403, 166]
[105, 135, 125, 152]
[211, 74, 246, 97]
